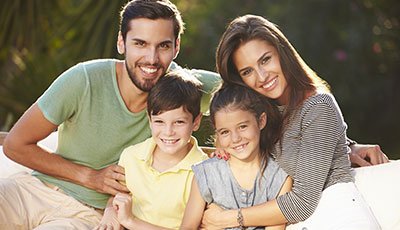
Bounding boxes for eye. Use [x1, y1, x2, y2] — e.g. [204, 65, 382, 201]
[153, 119, 163, 124]
[133, 40, 145, 47]
[218, 129, 229, 136]
[261, 56, 271, 65]
[175, 120, 186, 125]
[159, 43, 171, 50]
[240, 68, 253, 77]
[239, 124, 248, 130]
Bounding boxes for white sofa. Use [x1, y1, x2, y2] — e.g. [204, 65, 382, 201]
[0, 132, 399, 229]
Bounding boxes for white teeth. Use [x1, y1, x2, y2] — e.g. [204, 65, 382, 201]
[233, 144, 246, 151]
[141, 66, 157, 74]
[263, 78, 277, 89]
[162, 139, 178, 144]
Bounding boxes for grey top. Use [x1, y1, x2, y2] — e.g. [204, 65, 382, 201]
[193, 157, 288, 230]
[274, 93, 354, 223]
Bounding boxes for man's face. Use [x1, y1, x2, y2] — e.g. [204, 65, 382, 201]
[118, 18, 180, 92]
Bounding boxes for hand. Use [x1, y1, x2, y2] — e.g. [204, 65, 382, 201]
[349, 144, 389, 167]
[87, 164, 129, 195]
[209, 148, 231, 161]
[201, 203, 236, 229]
[113, 193, 135, 227]
[93, 206, 123, 230]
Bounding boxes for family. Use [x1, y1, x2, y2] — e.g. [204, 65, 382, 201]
[0, 0, 395, 229]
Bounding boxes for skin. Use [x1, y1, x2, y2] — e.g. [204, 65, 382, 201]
[3, 18, 180, 200]
[233, 39, 289, 105]
[96, 107, 201, 230]
[181, 108, 290, 230]
[204, 35, 389, 228]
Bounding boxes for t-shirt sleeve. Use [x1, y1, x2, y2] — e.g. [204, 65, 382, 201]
[37, 63, 88, 125]
[192, 162, 213, 204]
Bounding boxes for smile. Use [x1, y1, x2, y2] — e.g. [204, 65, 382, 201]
[140, 66, 158, 74]
[161, 138, 179, 144]
[262, 77, 277, 89]
[232, 143, 248, 151]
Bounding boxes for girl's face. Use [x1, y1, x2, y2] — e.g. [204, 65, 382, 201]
[233, 39, 289, 105]
[214, 108, 266, 162]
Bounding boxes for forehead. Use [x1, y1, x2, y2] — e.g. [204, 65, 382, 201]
[126, 18, 176, 43]
[233, 39, 276, 66]
[151, 106, 193, 119]
[214, 109, 256, 129]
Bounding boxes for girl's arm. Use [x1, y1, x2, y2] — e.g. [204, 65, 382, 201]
[180, 178, 207, 229]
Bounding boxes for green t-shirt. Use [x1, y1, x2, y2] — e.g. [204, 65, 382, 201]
[35, 59, 220, 208]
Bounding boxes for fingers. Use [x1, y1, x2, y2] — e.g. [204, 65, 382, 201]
[366, 145, 389, 165]
[349, 153, 372, 167]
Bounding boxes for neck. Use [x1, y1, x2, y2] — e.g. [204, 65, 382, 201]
[116, 61, 148, 113]
[151, 143, 192, 172]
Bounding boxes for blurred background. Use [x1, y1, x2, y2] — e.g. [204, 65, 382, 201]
[0, 0, 399, 159]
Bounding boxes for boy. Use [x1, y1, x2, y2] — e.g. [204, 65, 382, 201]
[95, 70, 208, 229]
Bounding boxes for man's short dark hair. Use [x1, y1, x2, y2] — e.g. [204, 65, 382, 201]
[120, 0, 185, 43]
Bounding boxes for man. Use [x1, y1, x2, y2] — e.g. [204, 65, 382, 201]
[1, 0, 388, 229]
[1, 1, 218, 229]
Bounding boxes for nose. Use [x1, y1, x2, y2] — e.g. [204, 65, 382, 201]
[231, 130, 241, 143]
[165, 124, 175, 136]
[145, 47, 159, 64]
[256, 67, 268, 82]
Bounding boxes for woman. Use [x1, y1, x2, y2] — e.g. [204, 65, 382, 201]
[204, 14, 380, 229]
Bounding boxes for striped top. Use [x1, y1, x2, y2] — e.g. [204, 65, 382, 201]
[273, 93, 354, 223]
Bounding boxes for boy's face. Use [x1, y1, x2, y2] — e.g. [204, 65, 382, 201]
[117, 18, 180, 92]
[150, 106, 201, 157]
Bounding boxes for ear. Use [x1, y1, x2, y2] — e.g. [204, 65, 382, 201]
[259, 112, 267, 130]
[192, 113, 202, 132]
[117, 31, 125, 55]
[173, 37, 181, 59]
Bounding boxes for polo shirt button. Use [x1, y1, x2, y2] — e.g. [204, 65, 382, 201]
[302, 227, 308, 230]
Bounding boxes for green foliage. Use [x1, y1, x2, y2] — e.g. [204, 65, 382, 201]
[0, 0, 399, 158]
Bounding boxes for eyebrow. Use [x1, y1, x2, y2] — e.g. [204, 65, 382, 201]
[237, 51, 271, 73]
[130, 38, 174, 46]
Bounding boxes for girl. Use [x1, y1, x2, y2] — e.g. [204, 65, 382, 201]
[180, 84, 293, 230]
[201, 14, 380, 229]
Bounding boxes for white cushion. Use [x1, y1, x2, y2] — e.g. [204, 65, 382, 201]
[353, 160, 400, 230]
[0, 132, 58, 178]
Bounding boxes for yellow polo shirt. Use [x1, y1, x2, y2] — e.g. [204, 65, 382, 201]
[118, 136, 208, 229]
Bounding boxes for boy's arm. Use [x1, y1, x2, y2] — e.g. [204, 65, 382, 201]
[94, 197, 122, 230]
[180, 178, 207, 230]
[112, 193, 172, 230]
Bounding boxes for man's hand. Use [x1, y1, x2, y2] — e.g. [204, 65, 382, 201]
[86, 164, 129, 195]
[349, 144, 389, 167]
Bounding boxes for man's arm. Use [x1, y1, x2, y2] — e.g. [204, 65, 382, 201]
[3, 103, 128, 195]
[347, 137, 389, 167]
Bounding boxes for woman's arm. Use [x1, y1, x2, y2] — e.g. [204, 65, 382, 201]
[180, 178, 207, 229]
[265, 176, 293, 230]
[201, 178, 291, 228]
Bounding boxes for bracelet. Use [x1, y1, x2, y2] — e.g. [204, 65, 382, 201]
[237, 208, 245, 229]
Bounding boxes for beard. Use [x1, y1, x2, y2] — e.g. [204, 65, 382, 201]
[125, 61, 161, 92]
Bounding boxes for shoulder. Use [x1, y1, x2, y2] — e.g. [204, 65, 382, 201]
[192, 157, 225, 172]
[300, 92, 342, 116]
[120, 138, 153, 161]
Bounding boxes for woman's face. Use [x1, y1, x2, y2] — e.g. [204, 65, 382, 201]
[233, 39, 289, 105]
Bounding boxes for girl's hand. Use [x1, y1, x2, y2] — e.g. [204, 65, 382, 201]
[93, 206, 122, 230]
[112, 193, 135, 227]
